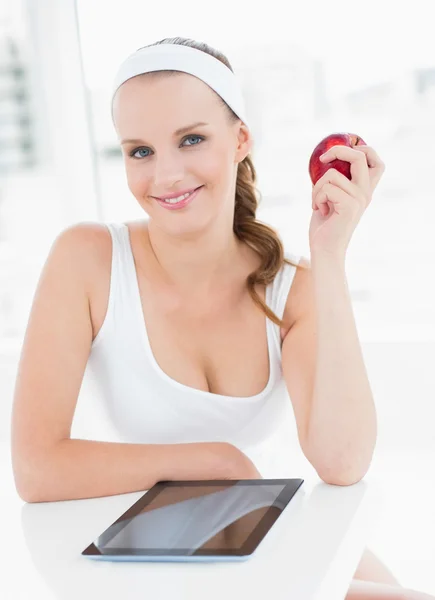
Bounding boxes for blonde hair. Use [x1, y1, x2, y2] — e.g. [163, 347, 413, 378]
[137, 37, 308, 328]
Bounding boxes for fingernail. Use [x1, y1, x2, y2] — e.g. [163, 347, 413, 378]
[319, 153, 328, 161]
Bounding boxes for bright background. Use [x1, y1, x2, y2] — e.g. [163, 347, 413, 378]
[0, 0, 434, 597]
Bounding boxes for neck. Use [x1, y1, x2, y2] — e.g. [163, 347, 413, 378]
[144, 219, 252, 298]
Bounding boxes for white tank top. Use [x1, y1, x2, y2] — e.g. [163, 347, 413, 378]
[85, 222, 304, 478]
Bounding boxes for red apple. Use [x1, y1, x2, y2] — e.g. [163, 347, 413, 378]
[308, 132, 367, 186]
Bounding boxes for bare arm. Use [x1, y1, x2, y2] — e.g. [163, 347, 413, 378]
[11, 223, 259, 504]
[18, 438, 240, 503]
[307, 252, 377, 482]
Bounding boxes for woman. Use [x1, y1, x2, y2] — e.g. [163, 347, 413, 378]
[11, 37, 434, 600]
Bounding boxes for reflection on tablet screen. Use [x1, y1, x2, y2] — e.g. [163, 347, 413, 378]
[97, 483, 287, 552]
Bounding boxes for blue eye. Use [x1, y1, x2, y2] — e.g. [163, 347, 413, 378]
[129, 134, 205, 159]
[131, 148, 150, 159]
[182, 135, 204, 147]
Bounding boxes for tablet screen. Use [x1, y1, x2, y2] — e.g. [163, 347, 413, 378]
[82, 478, 303, 558]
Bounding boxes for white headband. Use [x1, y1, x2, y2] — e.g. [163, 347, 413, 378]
[111, 43, 249, 128]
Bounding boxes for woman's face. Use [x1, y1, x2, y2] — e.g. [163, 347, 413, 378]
[112, 72, 251, 236]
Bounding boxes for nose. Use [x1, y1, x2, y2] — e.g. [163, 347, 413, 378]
[153, 152, 185, 189]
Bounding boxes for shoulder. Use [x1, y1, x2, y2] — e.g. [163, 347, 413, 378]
[54, 220, 111, 247]
[51, 221, 113, 294]
[54, 220, 113, 257]
[53, 218, 149, 291]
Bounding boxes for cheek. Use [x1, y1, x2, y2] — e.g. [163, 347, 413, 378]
[125, 166, 151, 196]
[199, 150, 231, 183]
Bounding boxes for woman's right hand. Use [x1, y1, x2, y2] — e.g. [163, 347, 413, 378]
[207, 442, 263, 480]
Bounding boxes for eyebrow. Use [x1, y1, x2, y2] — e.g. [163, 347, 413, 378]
[120, 121, 209, 145]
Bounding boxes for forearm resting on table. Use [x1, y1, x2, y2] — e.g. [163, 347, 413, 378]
[307, 253, 377, 484]
[15, 438, 232, 503]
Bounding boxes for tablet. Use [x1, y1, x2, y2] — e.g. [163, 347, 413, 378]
[81, 478, 304, 562]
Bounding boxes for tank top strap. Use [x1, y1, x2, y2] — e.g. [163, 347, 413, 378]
[104, 222, 128, 299]
[91, 222, 137, 348]
[267, 251, 302, 357]
[270, 251, 302, 321]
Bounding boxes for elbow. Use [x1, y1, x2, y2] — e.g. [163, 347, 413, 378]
[11, 451, 51, 504]
[309, 447, 374, 487]
[11, 460, 34, 503]
[317, 464, 369, 486]
[14, 477, 53, 504]
[16, 488, 39, 504]
[13, 475, 39, 503]
[12, 468, 43, 503]
[319, 470, 365, 486]
[13, 469, 57, 503]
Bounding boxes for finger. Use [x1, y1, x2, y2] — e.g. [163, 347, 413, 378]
[314, 189, 335, 217]
[320, 145, 370, 190]
[318, 199, 333, 217]
[312, 168, 363, 209]
[353, 145, 386, 187]
[354, 144, 385, 170]
[314, 183, 359, 217]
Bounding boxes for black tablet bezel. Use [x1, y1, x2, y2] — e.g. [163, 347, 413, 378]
[81, 478, 304, 558]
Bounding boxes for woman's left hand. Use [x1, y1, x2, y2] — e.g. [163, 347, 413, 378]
[309, 144, 386, 259]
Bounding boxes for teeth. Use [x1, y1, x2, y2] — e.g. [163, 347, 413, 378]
[163, 190, 194, 204]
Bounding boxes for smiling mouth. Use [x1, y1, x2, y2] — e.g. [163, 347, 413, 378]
[155, 185, 204, 208]
[154, 186, 203, 202]
[157, 186, 203, 203]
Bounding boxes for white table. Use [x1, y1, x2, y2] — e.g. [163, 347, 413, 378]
[1, 442, 382, 600]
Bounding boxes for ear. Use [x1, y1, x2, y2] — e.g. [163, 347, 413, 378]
[234, 122, 253, 163]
